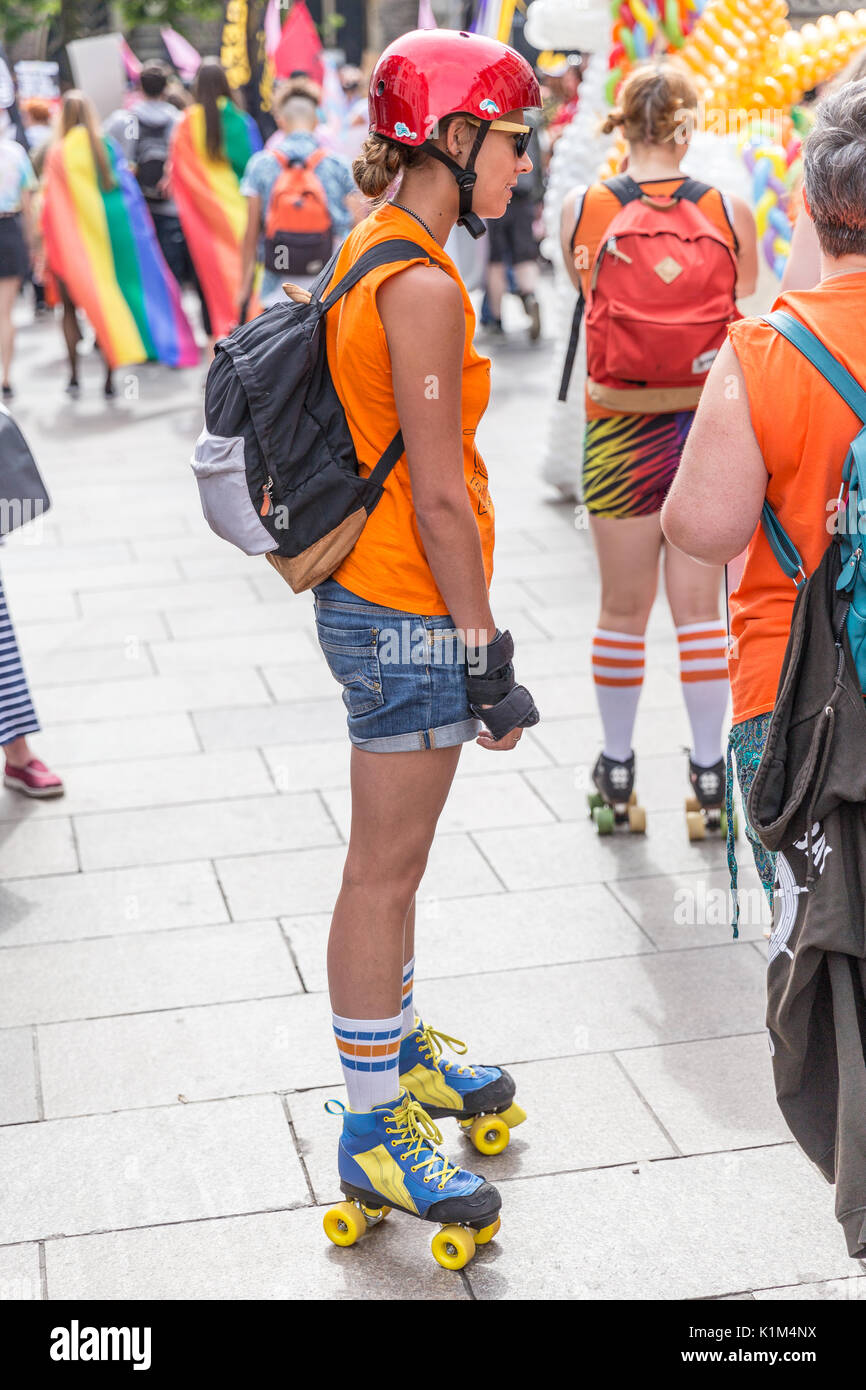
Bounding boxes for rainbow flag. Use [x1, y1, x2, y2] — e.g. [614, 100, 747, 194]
[41, 126, 198, 370]
[170, 99, 262, 340]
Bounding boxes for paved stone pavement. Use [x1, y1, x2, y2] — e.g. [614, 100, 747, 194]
[0, 284, 863, 1303]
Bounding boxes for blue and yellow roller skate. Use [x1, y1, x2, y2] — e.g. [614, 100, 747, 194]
[398, 1020, 527, 1156]
[322, 1091, 502, 1269]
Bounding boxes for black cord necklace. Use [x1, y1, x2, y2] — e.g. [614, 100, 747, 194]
[391, 201, 436, 240]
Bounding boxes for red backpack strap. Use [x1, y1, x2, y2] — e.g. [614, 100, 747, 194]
[306, 147, 328, 172]
[272, 149, 289, 169]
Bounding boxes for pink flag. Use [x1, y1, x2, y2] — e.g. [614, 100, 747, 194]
[160, 26, 201, 82]
[264, 0, 282, 57]
[119, 37, 141, 83]
[273, 0, 323, 84]
[418, 0, 437, 26]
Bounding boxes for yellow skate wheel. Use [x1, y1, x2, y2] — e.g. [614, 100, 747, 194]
[685, 796, 701, 813]
[470, 1114, 510, 1155]
[627, 804, 646, 834]
[323, 1201, 366, 1247]
[686, 810, 705, 842]
[432, 1225, 476, 1270]
[473, 1216, 501, 1245]
[498, 1102, 527, 1130]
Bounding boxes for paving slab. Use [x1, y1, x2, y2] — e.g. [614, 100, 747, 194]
[609, 866, 771, 949]
[217, 832, 504, 920]
[0, 1026, 39, 1124]
[0, 860, 227, 946]
[149, 630, 319, 675]
[33, 712, 200, 767]
[0, 1242, 41, 1300]
[43, 1206, 469, 1301]
[193, 697, 347, 750]
[282, 882, 653, 993]
[0, 818, 78, 880]
[0, 749, 275, 821]
[74, 791, 337, 871]
[464, 1147, 853, 1300]
[0, 1095, 308, 1243]
[752, 1277, 866, 1300]
[36, 669, 272, 724]
[616, 1033, 789, 1155]
[1, 921, 299, 1027]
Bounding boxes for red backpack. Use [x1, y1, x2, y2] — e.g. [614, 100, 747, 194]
[559, 175, 740, 412]
[264, 147, 334, 277]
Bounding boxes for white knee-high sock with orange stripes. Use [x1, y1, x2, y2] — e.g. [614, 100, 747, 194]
[591, 628, 645, 762]
[332, 1010, 403, 1111]
[676, 621, 729, 766]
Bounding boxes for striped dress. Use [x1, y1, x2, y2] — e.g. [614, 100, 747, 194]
[0, 564, 39, 747]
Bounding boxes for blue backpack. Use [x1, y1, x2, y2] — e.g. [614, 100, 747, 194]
[760, 309, 866, 688]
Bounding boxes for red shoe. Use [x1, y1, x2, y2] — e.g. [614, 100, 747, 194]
[4, 758, 65, 798]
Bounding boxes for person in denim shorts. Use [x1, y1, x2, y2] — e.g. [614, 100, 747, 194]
[315, 30, 542, 1269]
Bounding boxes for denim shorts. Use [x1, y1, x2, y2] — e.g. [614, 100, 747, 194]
[312, 577, 482, 753]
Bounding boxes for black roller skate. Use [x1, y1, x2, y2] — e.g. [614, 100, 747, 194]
[685, 754, 738, 841]
[587, 750, 646, 835]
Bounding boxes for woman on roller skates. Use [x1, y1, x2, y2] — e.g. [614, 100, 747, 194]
[315, 28, 541, 1271]
[559, 63, 757, 837]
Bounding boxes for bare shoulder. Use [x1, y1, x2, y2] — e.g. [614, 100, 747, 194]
[727, 193, 756, 224]
[377, 261, 463, 322]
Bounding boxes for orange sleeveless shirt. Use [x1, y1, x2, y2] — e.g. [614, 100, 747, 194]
[324, 203, 493, 615]
[574, 179, 738, 419]
[727, 273, 866, 724]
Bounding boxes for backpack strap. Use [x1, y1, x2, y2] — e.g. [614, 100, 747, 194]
[673, 178, 713, 205]
[319, 237, 430, 313]
[306, 147, 327, 171]
[758, 309, 866, 588]
[317, 237, 434, 494]
[602, 173, 644, 206]
[559, 188, 589, 402]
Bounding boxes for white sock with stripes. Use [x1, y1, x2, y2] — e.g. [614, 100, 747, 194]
[332, 1011, 403, 1112]
[591, 628, 645, 763]
[401, 957, 415, 1038]
[677, 621, 729, 766]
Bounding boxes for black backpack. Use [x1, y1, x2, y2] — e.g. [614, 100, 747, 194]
[192, 237, 428, 592]
[133, 106, 174, 203]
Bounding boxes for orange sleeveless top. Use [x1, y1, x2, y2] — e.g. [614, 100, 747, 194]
[573, 178, 738, 419]
[324, 203, 493, 615]
[727, 273, 866, 724]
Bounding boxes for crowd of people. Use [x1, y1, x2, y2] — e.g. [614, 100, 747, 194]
[1, 20, 865, 1269]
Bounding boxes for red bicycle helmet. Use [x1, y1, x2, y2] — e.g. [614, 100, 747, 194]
[368, 28, 541, 238]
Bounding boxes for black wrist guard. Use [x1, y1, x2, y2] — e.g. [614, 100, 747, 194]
[464, 629, 540, 739]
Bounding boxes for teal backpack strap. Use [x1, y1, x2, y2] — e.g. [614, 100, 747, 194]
[759, 310, 866, 586]
[760, 500, 806, 589]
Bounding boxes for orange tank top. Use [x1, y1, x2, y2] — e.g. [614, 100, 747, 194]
[324, 203, 493, 615]
[573, 178, 738, 419]
[727, 273, 866, 724]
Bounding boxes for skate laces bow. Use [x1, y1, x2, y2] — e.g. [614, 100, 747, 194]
[387, 1096, 459, 1190]
[418, 1023, 477, 1078]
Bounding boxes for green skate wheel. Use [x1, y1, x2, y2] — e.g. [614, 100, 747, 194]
[719, 811, 739, 840]
[587, 791, 604, 815]
[593, 804, 614, 835]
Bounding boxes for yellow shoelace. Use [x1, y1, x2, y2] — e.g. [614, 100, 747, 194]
[385, 1096, 460, 1191]
[418, 1023, 477, 1078]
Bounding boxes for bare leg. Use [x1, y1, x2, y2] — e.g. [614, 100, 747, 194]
[512, 259, 539, 296]
[59, 284, 81, 385]
[485, 261, 507, 320]
[3, 735, 32, 767]
[0, 277, 20, 387]
[589, 512, 664, 635]
[403, 896, 415, 968]
[327, 744, 461, 1019]
[663, 541, 723, 627]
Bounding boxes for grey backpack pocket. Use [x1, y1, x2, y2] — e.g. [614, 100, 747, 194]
[191, 428, 277, 556]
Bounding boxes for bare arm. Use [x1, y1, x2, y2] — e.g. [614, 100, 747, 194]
[559, 186, 585, 291]
[377, 263, 495, 646]
[728, 193, 758, 300]
[661, 340, 768, 565]
[239, 193, 261, 308]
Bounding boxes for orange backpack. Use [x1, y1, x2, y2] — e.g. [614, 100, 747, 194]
[264, 148, 334, 277]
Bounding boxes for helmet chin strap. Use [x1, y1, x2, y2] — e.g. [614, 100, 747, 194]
[423, 120, 489, 239]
